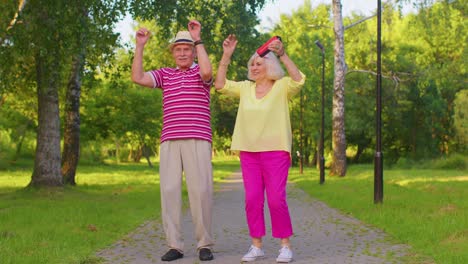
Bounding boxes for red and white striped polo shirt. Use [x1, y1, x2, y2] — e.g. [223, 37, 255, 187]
[148, 63, 212, 143]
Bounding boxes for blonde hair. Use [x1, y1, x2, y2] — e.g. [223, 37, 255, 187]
[247, 52, 285, 81]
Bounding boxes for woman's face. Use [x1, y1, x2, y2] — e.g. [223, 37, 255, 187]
[249, 56, 267, 81]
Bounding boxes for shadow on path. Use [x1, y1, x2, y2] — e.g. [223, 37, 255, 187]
[97, 172, 409, 263]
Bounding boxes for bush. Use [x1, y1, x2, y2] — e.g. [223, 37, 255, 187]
[0, 151, 8, 169]
[393, 154, 467, 170]
[0, 130, 13, 169]
[430, 153, 467, 170]
[394, 157, 418, 169]
[79, 141, 105, 165]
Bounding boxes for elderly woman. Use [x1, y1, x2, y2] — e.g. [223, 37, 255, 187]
[214, 35, 306, 263]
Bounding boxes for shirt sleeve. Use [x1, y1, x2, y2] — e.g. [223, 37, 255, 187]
[286, 71, 306, 99]
[217, 79, 249, 98]
[147, 68, 167, 88]
[145, 71, 157, 88]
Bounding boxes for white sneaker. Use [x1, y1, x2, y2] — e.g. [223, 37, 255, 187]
[241, 245, 265, 262]
[276, 246, 293, 263]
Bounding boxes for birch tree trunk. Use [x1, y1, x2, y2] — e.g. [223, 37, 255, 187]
[1, 0, 27, 46]
[62, 52, 84, 185]
[62, 7, 88, 185]
[331, 0, 347, 176]
[7, 0, 27, 30]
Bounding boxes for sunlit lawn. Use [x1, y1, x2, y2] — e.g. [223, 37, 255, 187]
[1, 158, 466, 264]
[0, 158, 240, 264]
[289, 164, 468, 264]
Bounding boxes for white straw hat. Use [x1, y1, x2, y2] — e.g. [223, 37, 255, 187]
[169, 31, 194, 49]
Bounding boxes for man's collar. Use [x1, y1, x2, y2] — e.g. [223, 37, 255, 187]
[176, 62, 197, 70]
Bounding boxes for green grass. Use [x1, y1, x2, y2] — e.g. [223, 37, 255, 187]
[0, 158, 240, 264]
[289, 164, 468, 264]
[2, 158, 466, 264]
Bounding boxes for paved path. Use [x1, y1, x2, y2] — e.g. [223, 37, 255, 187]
[97, 172, 409, 263]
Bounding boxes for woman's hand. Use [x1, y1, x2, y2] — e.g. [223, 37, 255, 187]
[269, 40, 302, 82]
[214, 34, 237, 90]
[269, 39, 285, 57]
[222, 34, 238, 56]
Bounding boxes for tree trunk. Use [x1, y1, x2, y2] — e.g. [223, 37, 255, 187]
[62, 52, 84, 185]
[303, 135, 311, 166]
[29, 52, 62, 187]
[13, 132, 26, 162]
[133, 147, 142, 163]
[62, 6, 89, 185]
[353, 141, 369, 163]
[1, 0, 27, 45]
[142, 144, 153, 167]
[128, 147, 133, 162]
[312, 144, 318, 169]
[331, 0, 347, 176]
[12, 122, 30, 162]
[0, 95, 5, 107]
[115, 139, 121, 164]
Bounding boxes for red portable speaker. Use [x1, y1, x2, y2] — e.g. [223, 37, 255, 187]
[256, 36, 282, 57]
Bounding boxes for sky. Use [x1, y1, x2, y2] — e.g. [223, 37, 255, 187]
[258, 0, 377, 29]
[116, 0, 390, 45]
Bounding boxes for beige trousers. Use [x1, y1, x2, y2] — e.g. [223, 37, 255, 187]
[159, 139, 213, 251]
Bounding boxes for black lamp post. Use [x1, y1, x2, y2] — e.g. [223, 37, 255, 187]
[374, 0, 384, 203]
[315, 40, 325, 185]
[299, 88, 304, 174]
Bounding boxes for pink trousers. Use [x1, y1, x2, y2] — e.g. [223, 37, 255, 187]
[240, 151, 293, 239]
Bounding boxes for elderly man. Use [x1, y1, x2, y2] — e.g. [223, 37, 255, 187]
[131, 20, 214, 262]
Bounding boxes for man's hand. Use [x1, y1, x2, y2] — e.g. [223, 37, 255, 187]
[135, 28, 151, 46]
[188, 20, 201, 42]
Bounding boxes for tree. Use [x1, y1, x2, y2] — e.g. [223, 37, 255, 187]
[61, 0, 126, 184]
[343, 4, 394, 164]
[27, 1, 65, 187]
[62, 43, 85, 185]
[0, 0, 32, 102]
[330, 0, 347, 176]
[453, 89, 468, 153]
[1, 0, 128, 187]
[0, 0, 26, 43]
[1, 0, 271, 187]
[276, 2, 333, 168]
[409, 1, 466, 155]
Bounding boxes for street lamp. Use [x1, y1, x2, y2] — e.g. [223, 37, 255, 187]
[315, 40, 325, 185]
[374, 0, 384, 203]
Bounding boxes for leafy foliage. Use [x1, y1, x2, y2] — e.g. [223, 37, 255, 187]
[453, 89, 468, 153]
[0, 0, 466, 169]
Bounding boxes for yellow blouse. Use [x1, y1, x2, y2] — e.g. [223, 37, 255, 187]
[218, 72, 306, 153]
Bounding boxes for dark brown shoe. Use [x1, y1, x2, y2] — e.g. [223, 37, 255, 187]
[199, 248, 214, 261]
[161, 249, 183, 261]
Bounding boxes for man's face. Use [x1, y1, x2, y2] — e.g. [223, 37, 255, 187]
[172, 44, 195, 70]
